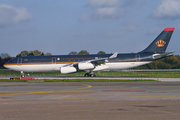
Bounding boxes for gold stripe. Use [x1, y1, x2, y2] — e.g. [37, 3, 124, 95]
[4, 62, 76, 66]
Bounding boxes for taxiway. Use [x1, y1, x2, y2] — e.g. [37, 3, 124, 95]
[0, 82, 180, 120]
[1, 76, 180, 82]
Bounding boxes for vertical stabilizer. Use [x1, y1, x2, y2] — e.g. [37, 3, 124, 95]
[139, 28, 174, 53]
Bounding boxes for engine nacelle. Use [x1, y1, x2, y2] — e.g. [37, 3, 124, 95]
[60, 66, 76, 74]
[78, 62, 94, 70]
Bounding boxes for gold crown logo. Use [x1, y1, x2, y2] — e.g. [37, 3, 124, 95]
[24, 58, 28, 61]
[156, 40, 166, 47]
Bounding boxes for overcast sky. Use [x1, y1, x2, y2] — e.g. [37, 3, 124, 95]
[0, 0, 180, 57]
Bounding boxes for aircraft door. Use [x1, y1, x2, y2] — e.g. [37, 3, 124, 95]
[52, 57, 56, 64]
[17, 58, 22, 65]
[135, 54, 140, 61]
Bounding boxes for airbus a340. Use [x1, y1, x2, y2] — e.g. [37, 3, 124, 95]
[4, 28, 175, 77]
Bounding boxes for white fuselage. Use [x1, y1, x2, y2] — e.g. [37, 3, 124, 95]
[4, 61, 152, 72]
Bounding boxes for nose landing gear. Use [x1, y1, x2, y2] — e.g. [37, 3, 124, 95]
[21, 71, 25, 78]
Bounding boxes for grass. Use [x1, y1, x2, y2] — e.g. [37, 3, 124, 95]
[0, 79, 156, 82]
[43, 79, 156, 82]
[0, 79, 27, 82]
[0, 70, 180, 78]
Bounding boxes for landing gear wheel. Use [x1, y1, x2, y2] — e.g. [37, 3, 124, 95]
[90, 73, 96, 77]
[84, 73, 96, 77]
[84, 73, 90, 77]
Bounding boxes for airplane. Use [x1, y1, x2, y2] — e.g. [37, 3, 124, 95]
[4, 28, 175, 77]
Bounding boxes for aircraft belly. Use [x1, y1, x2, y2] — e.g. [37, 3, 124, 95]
[5, 64, 64, 72]
[106, 61, 152, 70]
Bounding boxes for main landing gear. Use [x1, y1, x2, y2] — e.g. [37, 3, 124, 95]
[84, 72, 96, 77]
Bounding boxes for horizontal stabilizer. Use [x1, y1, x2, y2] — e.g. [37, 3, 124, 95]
[153, 51, 175, 59]
[161, 51, 175, 56]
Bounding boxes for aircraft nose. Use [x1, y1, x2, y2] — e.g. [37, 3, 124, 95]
[3, 63, 8, 68]
[3, 62, 12, 70]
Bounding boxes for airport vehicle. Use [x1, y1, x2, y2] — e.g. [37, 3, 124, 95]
[4, 28, 175, 77]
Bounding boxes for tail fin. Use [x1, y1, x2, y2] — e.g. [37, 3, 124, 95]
[139, 28, 175, 53]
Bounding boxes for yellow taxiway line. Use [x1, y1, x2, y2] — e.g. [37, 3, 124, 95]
[0, 84, 92, 96]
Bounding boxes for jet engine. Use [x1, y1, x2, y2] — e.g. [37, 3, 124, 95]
[60, 66, 76, 74]
[78, 62, 94, 70]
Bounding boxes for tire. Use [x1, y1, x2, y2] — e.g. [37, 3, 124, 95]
[84, 73, 89, 77]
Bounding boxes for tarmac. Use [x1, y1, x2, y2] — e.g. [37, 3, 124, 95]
[1, 76, 180, 82]
[0, 81, 180, 120]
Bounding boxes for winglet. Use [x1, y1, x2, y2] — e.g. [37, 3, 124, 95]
[109, 52, 118, 59]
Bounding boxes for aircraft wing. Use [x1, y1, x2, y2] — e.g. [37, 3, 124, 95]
[61, 52, 118, 73]
[88, 52, 118, 66]
[63, 52, 118, 67]
[69, 52, 118, 66]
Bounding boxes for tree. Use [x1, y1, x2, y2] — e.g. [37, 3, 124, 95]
[134, 55, 180, 69]
[68, 51, 77, 55]
[0, 53, 10, 59]
[45, 52, 52, 55]
[78, 50, 90, 55]
[27, 52, 34, 56]
[16, 50, 29, 57]
[16, 50, 52, 57]
[0, 56, 2, 67]
[2, 56, 13, 66]
[30, 50, 42, 56]
[97, 51, 106, 54]
[41, 52, 44, 56]
[41, 52, 52, 56]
